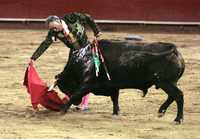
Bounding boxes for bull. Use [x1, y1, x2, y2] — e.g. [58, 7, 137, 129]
[56, 39, 185, 124]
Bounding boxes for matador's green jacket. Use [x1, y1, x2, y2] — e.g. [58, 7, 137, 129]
[31, 12, 100, 60]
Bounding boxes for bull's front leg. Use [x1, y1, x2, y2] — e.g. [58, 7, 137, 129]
[60, 85, 90, 113]
[60, 59, 94, 113]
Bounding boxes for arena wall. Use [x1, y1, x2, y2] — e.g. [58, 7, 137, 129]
[0, 0, 200, 23]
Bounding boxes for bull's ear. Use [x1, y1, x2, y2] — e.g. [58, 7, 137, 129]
[72, 98, 82, 106]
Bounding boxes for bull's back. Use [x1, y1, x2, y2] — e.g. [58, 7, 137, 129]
[98, 39, 184, 86]
[98, 40, 143, 82]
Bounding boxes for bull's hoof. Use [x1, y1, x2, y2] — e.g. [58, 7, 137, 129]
[60, 109, 68, 114]
[157, 112, 165, 118]
[112, 110, 120, 115]
[141, 89, 148, 97]
[173, 118, 183, 125]
[112, 112, 119, 116]
[158, 109, 166, 118]
[112, 114, 120, 119]
[141, 93, 146, 97]
[59, 104, 68, 113]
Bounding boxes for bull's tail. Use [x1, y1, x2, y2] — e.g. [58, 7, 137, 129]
[175, 49, 185, 80]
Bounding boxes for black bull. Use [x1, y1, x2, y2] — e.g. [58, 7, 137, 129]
[57, 39, 185, 123]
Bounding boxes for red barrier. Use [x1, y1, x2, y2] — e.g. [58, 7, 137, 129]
[0, 0, 200, 22]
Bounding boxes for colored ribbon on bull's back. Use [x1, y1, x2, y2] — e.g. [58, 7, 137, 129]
[92, 44, 100, 77]
[92, 41, 111, 80]
[23, 60, 69, 111]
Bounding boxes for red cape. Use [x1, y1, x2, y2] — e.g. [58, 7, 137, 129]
[23, 61, 69, 111]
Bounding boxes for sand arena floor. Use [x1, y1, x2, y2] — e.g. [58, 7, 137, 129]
[0, 28, 200, 139]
